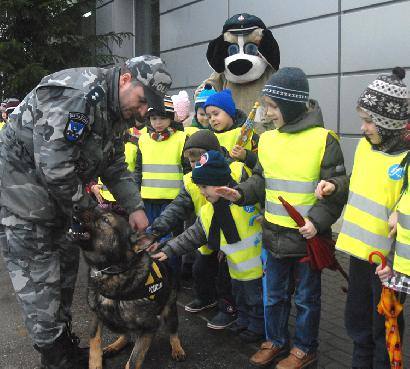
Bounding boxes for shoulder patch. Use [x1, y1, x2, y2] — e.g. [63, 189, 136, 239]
[86, 86, 105, 106]
[64, 112, 89, 142]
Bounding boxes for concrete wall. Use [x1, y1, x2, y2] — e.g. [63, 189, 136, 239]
[96, 0, 135, 64]
[159, 0, 410, 171]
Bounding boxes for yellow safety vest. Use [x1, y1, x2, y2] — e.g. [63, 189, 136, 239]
[215, 127, 253, 153]
[184, 161, 247, 255]
[258, 127, 329, 229]
[336, 139, 407, 260]
[99, 133, 138, 202]
[139, 130, 186, 200]
[393, 169, 410, 275]
[184, 126, 200, 137]
[0, 121, 5, 130]
[200, 200, 262, 281]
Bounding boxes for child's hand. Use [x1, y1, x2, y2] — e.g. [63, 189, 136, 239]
[215, 187, 242, 202]
[299, 219, 317, 239]
[151, 252, 168, 261]
[376, 264, 393, 283]
[315, 180, 335, 199]
[388, 211, 398, 239]
[230, 145, 246, 161]
[91, 184, 104, 204]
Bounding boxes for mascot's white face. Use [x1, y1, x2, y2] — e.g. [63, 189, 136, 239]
[223, 29, 268, 84]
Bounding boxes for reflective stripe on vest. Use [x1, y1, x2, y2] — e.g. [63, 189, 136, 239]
[184, 161, 247, 256]
[200, 201, 262, 281]
[139, 131, 186, 199]
[393, 179, 410, 274]
[336, 138, 406, 260]
[215, 127, 252, 152]
[259, 127, 329, 229]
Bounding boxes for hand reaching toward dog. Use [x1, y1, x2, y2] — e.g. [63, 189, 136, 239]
[129, 209, 149, 232]
[152, 251, 168, 261]
[215, 186, 242, 202]
[90, 184, 104, 204]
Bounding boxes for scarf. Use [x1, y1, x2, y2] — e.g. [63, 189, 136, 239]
[148, 126, 176, 142]
[367, 126, 408, 154]
[207, 180, 241, 250]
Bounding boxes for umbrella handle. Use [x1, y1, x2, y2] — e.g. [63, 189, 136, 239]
[368, 251, 387, 269]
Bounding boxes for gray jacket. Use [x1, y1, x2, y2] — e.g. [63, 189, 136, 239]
[161, 217, 207, 258]
[0, 67, 143, 226]
[236, 100, 349, 258]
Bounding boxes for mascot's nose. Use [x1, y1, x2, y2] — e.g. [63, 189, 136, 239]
[227, 59, 253, 76]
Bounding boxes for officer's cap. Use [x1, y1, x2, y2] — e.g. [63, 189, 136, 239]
[222, 13, 266, 35]
[125, 55, 172, 111]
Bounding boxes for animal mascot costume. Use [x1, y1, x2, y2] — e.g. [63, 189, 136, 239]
[198, 13, 280, 133]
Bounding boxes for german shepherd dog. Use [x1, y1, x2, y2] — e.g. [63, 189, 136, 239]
[80, 208, 186, 369]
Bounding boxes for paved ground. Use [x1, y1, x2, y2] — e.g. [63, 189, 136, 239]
[0, 251, 409, 369]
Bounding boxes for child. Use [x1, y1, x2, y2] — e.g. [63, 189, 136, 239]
[190, 84, 217, 130]
[135, 95, 191, 244]
[317, 67, 408, 369]
[150, 130, 251, 331]
[203, 89, 259, 169]
[216, 67, 347, 368]
[153, 150, 265, 343]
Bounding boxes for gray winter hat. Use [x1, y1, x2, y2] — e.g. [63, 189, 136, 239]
[125, 55, 172, 111]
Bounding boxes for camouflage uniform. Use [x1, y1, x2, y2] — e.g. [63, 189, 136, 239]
[0, 56, 171, 358]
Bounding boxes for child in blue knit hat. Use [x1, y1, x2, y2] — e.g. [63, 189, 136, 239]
[152, 150, 265, 344]
[191, 84, 217, 129]
[203, 89, 259, 169]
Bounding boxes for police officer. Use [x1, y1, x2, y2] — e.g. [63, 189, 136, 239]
[0, 55, 172, 369]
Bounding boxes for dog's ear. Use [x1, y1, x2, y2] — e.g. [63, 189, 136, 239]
[206, 35, 230, 73]
[258, 29, 280, 71]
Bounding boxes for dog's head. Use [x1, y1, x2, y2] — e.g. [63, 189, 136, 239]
[81, 208, 135, 268]
[206, 13, 280, 84]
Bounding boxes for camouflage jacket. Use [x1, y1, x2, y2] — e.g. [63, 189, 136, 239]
[0, 67, 143, 226]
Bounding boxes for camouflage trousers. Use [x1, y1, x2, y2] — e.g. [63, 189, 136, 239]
[0, 209, 80, 348]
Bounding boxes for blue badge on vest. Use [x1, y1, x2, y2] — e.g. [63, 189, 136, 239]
[64, 112, 89, 142]
[243, 205, 255, 213]
[388, 164, 404, 180]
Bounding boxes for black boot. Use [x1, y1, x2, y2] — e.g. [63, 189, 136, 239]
[34, 329, 88, 369]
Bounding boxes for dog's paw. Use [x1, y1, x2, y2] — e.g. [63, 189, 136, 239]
[171, 346, 186, 362]
[89, 356, 103, 369]
[170, 335, 186, 361]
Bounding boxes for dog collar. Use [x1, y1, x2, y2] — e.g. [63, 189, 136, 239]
[90, 252, 142, 279]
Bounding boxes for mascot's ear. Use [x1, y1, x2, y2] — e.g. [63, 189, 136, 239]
[206, 34, 230, 73]
[258, 29, 280, 71]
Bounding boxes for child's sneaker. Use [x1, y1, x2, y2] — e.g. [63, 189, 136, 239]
[184, 299, 217, 313]
[207, 311, 237, 329]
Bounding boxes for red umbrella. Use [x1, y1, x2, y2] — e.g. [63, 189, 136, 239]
[278, 196, 349, 282]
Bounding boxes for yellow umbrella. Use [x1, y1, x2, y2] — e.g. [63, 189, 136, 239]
[369, 251, 403, 369]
